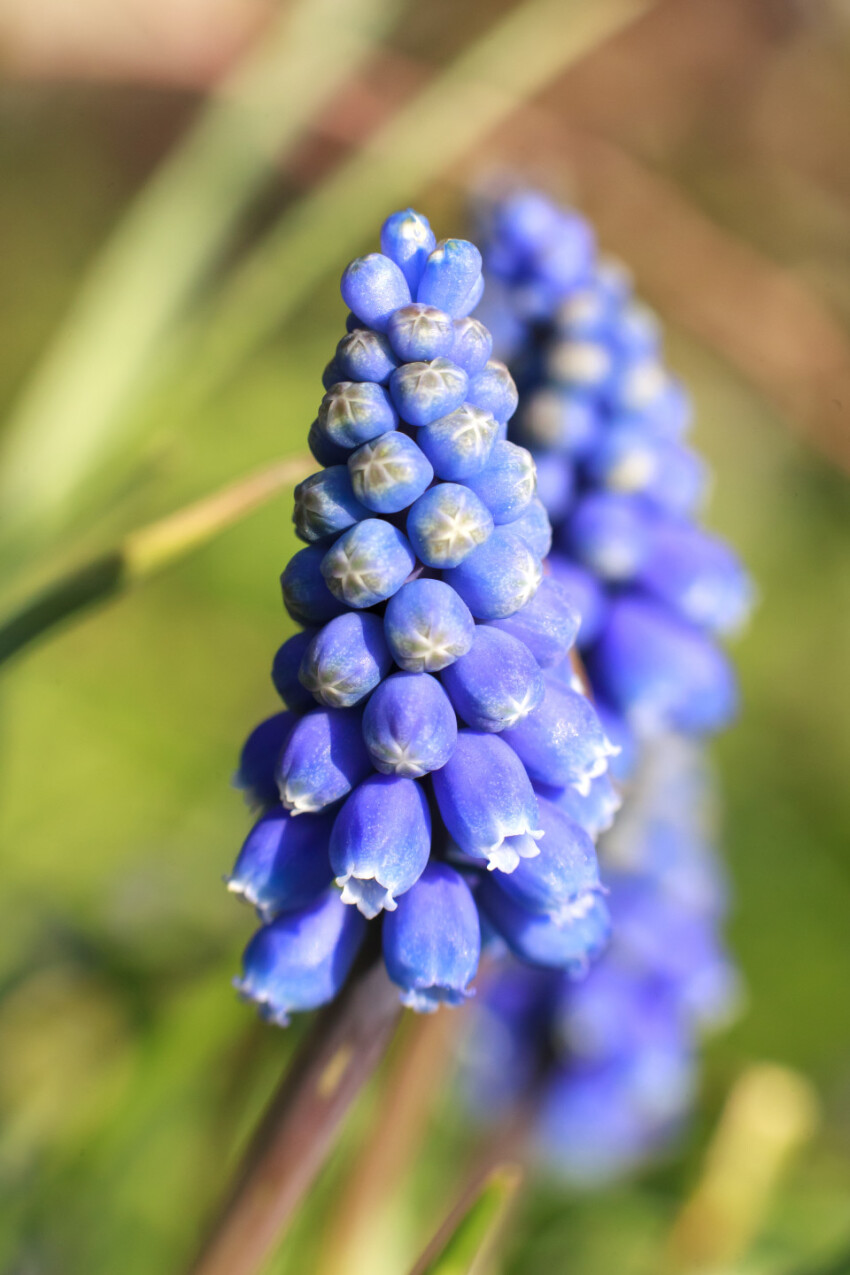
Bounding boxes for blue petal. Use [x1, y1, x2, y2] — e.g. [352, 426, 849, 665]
[389, 358, 469, 427]
[504, 678, 616, 794]
[431, 730, 542, 871]
[488, 795, 601, 917]
[330, 774, 431, 917]
[382, 862, 480, 1011]
[348, 431, 433, 514]
[477, 883, 610, 973]
[277, 708, 372, 814]
[293, 466, 369, 542]
[335, 328, 399, 384]
[417, 403, 499, 481]
[235, 711, 296, 808]
[383, 579, 475, 672]
[316, 380, 398, 451]
[228, 807, 335, 919]
[406, 482, 494, 569]
[588, 595, 737, 736]
[464, 440, 537, 525]
[387, 304, 456, 362]
[466, 360, 519, 425]
[340, 253, 412, 332]
[281, 545, 347, 626]
[507, 496, 552, 559]
[271, 631, 317, 711]
[487, 575, 579, 668]
[299, 612, 391, 708]
[443, 527, 542, 620]
[236, 890, 367, 1025]
[362, 672, 457, 777]
[321, 520, 416, 609]
[380, 209, 437, 293]
[440, 626, 544, 732]
[416, 239, 483, 317]
[450, 317, 493, 378]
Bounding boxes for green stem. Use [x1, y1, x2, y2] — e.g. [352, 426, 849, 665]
[409, 1164, 524, 1275]
[0, 455, 311, 666]
[0, 0, 402, 564]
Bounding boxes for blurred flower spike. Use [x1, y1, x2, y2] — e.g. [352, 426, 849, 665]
[228, 209, 618, 1025]
[478, 188, 754, 742]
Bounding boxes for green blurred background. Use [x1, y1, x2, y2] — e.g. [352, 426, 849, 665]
[1, 1, 849, 1272]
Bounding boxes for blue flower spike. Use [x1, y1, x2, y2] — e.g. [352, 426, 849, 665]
[447, 191, 749, 1176]
[228, 206, 620, 1027]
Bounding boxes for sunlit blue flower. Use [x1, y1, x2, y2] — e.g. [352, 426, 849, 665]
[330, 774, 431, 918]
[236, 889, 367, 1025]
[382, 862, 480, 1011]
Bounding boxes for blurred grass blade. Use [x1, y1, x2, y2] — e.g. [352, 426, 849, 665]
[0, 0, 402, 561]
[409, 1165, 523, 1275]
[0, 454, 311, 665]
[175, 0, 654, 411]
[665, 1064, 819, 1272]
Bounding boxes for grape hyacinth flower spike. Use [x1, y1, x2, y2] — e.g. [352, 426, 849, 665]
[227, 208, 617, 1027]
[479, 188, 753, 742]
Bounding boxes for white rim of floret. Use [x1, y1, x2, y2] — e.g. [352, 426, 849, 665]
[278, 780, 331, 816]
[484, 824, 544, 873]
[336, 871, 399, 919]
[398, 983, 475, 1013]
[231, 976, 291, 1027]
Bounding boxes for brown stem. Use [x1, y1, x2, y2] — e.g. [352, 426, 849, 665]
[189, 960, 402, 1275]
[316, 1008, 464, 1275]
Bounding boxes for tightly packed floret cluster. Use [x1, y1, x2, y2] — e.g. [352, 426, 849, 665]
[227, 210, 619, 1025]
[461, 736, 739, 1183]
[479, 190, 753, 741]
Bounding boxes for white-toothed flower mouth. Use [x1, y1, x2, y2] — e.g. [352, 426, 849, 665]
[336, 873, 398, 919]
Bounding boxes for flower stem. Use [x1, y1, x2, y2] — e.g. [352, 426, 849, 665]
[190, 959, 403, 1275]
[0, 454, 311, 666]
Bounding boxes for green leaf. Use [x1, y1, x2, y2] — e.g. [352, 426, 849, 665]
[0, 0, 403, 568]
[411, 1165, 523, 1275]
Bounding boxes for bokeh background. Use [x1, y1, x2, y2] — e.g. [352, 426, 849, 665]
[1, 1, 849, 1272]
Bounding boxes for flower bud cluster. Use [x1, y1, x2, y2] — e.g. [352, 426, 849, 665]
[461, 736, 739, 1182]
[228, 210, 618, 1026]
[479, 191, 753, 740]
